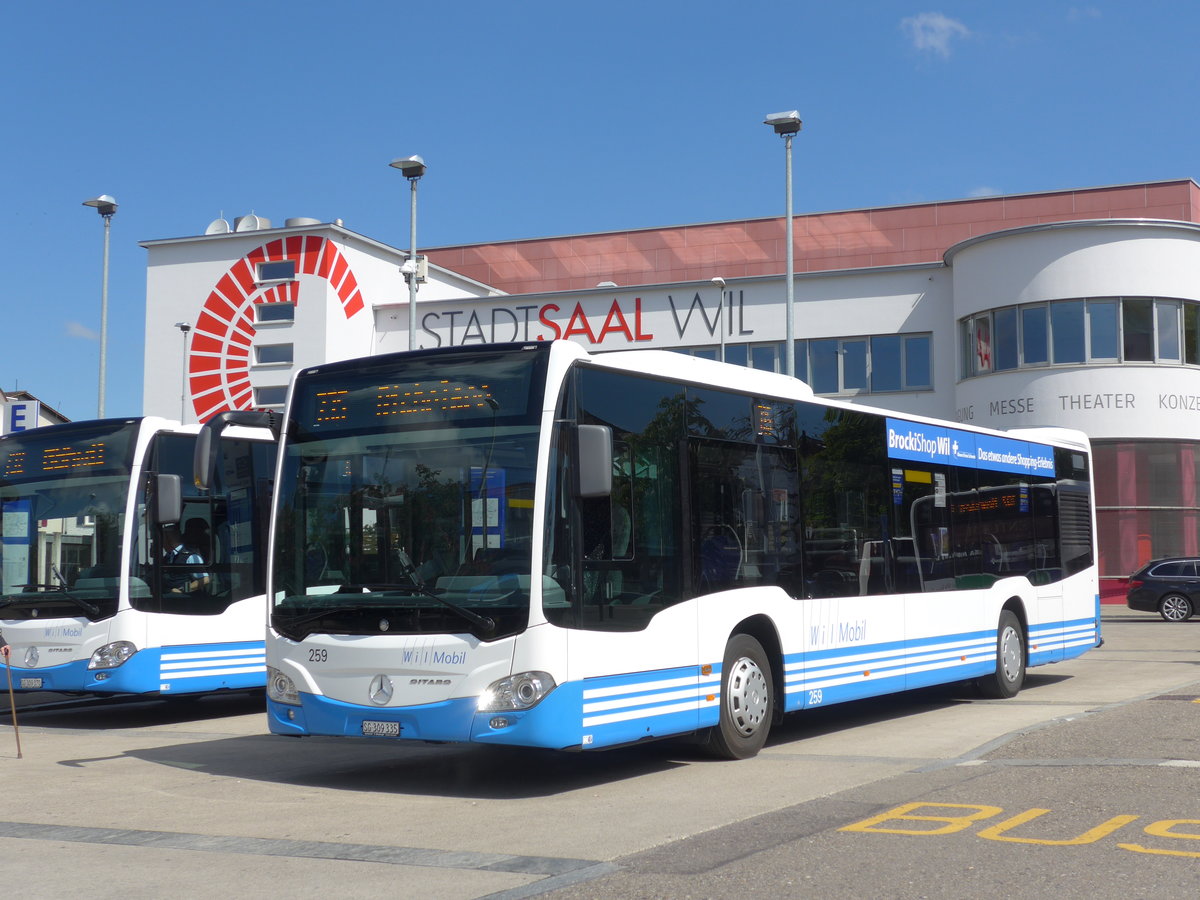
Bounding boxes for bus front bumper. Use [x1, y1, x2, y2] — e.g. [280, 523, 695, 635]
[268, 683, 589, 750]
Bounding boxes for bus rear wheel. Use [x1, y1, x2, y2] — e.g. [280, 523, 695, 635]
[976, 610, 1025, 699]
[701, 634, 773, 759]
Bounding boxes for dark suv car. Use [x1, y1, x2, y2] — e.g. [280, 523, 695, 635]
[1126, 558, 1200, 622]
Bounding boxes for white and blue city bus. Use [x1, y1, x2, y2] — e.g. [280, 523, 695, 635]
[0, 416, 276, 695]
[256, 341, 1099, 758]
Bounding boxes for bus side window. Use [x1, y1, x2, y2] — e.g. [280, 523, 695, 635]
[797, 405, 890, 598]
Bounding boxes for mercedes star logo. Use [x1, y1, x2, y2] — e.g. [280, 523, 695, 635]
[369, 674, 394, 705]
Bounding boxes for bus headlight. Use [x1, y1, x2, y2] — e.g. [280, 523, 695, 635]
[88, 641, 137, 670]
[267, 667, 301, 706]
[478, 671, 556, 711]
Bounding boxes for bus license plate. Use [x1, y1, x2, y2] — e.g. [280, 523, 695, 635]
[361, 720, 400, 737]
[20, 678, 43, 690]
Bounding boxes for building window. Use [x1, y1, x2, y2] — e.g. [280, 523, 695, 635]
[1122, 297, 1154, 361]
[1051, 300, 1085, 364]
[1158, 300, 1181, 362]
[751, 343, 781, 372]
[869, 334, 933, 392]
[1021, 305, 1049, 366]
[961, 296, 1200, 379]
[673, 332, 933, 396]
[255, 344, 293, 365]
[256, 302, 295, 324]
[842, 339, 868, 391]
[971, 314, 992, 374]
[809, 339, 840, 393]
[254, 385, 288, 407]
[870, 335, 902, 391]
[1088, 299, 1119, 361]
[902, 334, 931, 389]
[256, 260, 296, 282]
[993, 307, 1019, 371]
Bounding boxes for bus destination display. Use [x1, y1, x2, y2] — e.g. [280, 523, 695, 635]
[0, 424, 137, 484]
[311, 380, 496, 428]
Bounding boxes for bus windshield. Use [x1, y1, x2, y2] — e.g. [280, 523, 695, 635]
[272, 346, 548, 641]
[0, 419, 138, 620]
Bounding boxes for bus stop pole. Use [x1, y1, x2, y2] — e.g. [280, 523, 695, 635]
[4, 654, 22, 758]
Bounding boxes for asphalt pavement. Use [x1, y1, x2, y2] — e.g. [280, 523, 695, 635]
[1, 605, 1197, 900]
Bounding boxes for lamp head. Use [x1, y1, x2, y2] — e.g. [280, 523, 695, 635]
[711, 276, 726, 289]
[83, 194, 118, 217]
[763, 111, 802, 136]
[389, 155, 427, 180]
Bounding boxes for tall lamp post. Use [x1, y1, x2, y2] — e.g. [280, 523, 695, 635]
[711, 276, 727, 362]
[83, 194, 118, 416]
[174, 322, 191, 422]
[763, 111, 802, 378]
[389, 155, 427, 351]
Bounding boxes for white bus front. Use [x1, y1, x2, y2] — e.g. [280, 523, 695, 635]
[0, 417, 275, 695]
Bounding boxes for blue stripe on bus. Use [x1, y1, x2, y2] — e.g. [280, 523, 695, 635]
[267, 614, 1101, 749]
[271, 666, 721, 750]
[778, 617, 1098, 711]
[155, 641, 266, 693]
[577, 666, 720, 748]
[5, 641, 265, 695]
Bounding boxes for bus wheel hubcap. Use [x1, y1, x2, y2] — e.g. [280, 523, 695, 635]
[727, 658, 769, 736]
[999, 627, 1020, 681]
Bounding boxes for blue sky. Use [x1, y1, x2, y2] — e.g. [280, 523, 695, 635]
[2, 1, 1197, 421]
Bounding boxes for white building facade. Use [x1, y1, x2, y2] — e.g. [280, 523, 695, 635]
[140, 182, 1200, 597]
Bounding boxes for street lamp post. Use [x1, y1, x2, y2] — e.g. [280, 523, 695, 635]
[83, 194, 118, 416]
[175, 322, 191, 422]
[763, 112, 802, 378]
[711, 277, 727, 362]
[389, 155, 427, 351]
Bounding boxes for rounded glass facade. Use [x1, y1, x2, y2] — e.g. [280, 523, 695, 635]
[959, 296, 1200, 379]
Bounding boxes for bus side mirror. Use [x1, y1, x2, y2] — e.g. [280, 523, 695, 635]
[156, 474, 182, 526]
[576, 424, 613, 498]
[194, 410, 279, 490]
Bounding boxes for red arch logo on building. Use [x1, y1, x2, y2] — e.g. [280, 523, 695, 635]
[186, 236, 364, 422]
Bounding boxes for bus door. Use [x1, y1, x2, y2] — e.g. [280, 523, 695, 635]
[1028, 483, 1065, 661]
[136, 432, 270, 645]
[556, 368, 700, 745]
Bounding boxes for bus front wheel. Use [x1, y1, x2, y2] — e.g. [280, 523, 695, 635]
[977, 610, 1025, 699]
[701, 634, 773, 759]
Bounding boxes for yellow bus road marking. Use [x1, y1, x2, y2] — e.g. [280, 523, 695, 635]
[841, 802, 1200, 857]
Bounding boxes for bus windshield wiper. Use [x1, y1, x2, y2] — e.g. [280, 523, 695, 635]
[392, 548, 497, 636]
[335, 576, 497, 637]
[374, 583, 497, 637]
[276, 592, 494, 639]
[275, 602, 391, 633]
[9, 588, 100, 617]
